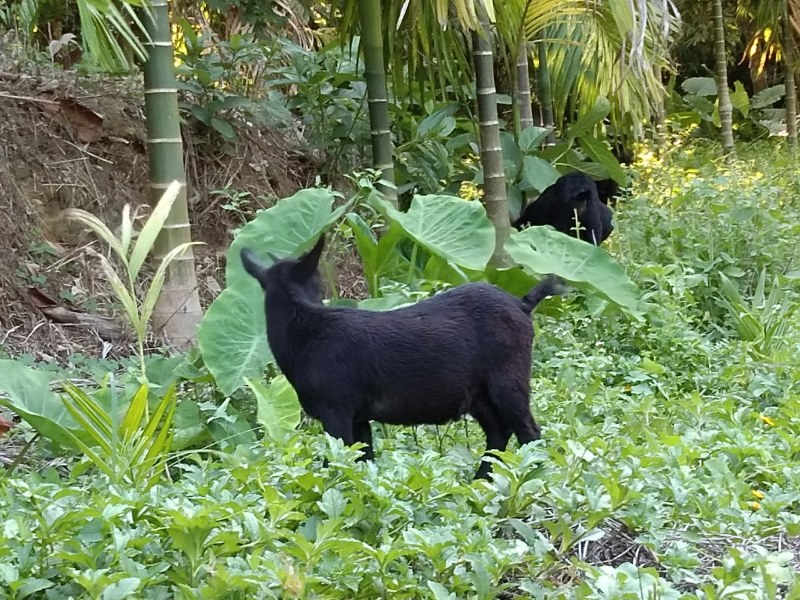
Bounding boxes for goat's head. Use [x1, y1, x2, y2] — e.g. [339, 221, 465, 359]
[556, 175, 611, 246]
[241, 236, 325, 304]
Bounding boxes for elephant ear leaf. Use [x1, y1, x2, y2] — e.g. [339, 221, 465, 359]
[505, 226, 643, 313]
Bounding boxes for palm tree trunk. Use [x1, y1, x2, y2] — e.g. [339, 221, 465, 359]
[358, 0, 398, 207]
[142, 0, 203, 348]
[472, 7, 509, 266]
[536, 41, 556, 144]
[783, 13, 798, 150]
[712, 0, 735, 154]
[653, 64, 666, 148]
[516, 43, 534, 131]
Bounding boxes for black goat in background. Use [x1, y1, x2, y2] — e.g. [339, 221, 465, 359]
[513, 172, 618, 246]
[242, 236, 565, 479]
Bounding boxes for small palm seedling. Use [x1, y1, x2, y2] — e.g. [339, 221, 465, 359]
[61, 380, 177, 488]
[718, 269, 797, 358]
[64, 181, 200, 377]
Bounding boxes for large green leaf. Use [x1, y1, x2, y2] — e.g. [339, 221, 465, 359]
[500, 132, 523, 181]
[505, 227, 642, 313]
[731, 81, 749, 117]
[520, 156, 561, 193]
[681, 77, 717, 97]
[248, 375, 301, 442]
[226, 188, 348, 291]
[345, 214, 408, 296]
[0, 360, 78, 446]
[373, 194, 495, 271]
[751, 85, 784, 109]
[519, 126, 552, 152]
[565, 97, 610, 140]
[197, 286, 274, 396]
[567, 160, 609, 180]
[577, 136, 627, 185]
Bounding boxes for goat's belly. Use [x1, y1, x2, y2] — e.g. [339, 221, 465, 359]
[364, 393, 470, 426]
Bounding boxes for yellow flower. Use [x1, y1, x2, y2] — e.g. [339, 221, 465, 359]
[752, 489, 765, 500]
[759, 414, 776, 427]
[748, 501, 762, 511]
[459, 181, 483, 201]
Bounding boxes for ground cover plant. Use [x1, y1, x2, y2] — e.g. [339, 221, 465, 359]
[2, 141, 800, 598]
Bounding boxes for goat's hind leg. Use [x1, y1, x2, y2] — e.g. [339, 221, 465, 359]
[488, 377, 541, 446]
[472, 402, 513, 480]
[353, 420, 375, 461]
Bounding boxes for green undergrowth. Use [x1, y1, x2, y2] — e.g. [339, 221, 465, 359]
[3, 140, 800, 598]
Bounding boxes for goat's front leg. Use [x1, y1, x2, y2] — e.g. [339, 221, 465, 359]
[317, 411, 356, 470]
[318, 411, 356, 446]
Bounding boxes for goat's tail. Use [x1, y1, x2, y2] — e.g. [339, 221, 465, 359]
[521, 274, 567, 313]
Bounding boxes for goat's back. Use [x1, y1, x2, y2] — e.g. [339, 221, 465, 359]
[282, 283, 536, 426]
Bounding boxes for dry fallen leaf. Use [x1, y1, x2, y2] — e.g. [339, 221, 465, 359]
[0, 415, 13, 437]
[39, 96, 104, 143]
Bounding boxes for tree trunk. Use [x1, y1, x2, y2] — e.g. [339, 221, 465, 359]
[516, 43, 534, 131]
[712, 0, 735, 154]
[536, 41, 556, 144]
[142, 0, 203, 349]
[784, 13, 798, 150]
[358, 0, 398, 207]
[653, 64, 666, 148]
[471, 7, 509, 266]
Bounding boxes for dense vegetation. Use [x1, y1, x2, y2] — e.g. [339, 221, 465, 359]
[2, 142, 799, 598]
[2, 1, 800, 598]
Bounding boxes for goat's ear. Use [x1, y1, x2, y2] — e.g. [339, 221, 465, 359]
[241, 248, 269, 285]
[296, 236, 324, 278]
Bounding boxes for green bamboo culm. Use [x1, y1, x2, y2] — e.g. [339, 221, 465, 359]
[536, 41, 555, 144]
[358, 0, 398, 207]
[142, 0, 203, 348]
[712, 0, 735, 155]
[516, 43, 534, 131]
[471, 6, 510, 266]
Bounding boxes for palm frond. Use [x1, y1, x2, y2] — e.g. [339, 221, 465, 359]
[75, 0, 151, 72]
[543, 1, 679, 138]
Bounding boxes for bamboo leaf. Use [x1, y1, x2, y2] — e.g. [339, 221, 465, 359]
[68, 436, 115, 479]
[120, 204, 133, 256]
[63, 208, 127, 265]
[94, 253, 142, 334]
[75, 0, 149, 71]
[129, 180, 182, 282]
[139, 242, 201, 329]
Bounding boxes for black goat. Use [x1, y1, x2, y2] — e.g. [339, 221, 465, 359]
[513, 172, 615, 246]
[242, 237, 563, 479]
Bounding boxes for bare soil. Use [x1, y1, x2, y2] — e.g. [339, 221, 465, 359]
[0, 42, 365, 362]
